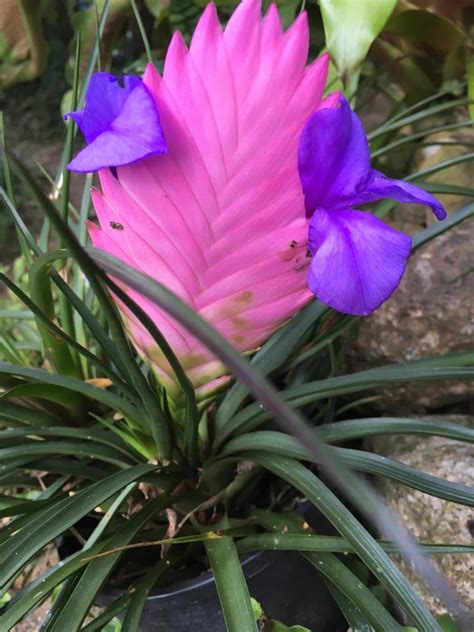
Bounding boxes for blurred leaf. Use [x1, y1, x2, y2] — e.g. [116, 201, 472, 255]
[467, 48, 474, 123]
[0, 400, 61, 426]
[144, 0, 170, 20]
[0, 0, 47, 89]
[319, 0, 397, 82]
[275, 0, 301, 30]
[369, 38, 435, 102]
[67, 0, 130, 83]
[0, 382, 79, 409]
[385, 10, 465, 54]
[0, 592, 11, 607]
[100, 619, 122, 632]
[270, 622, 311, 632]
[250, 597, 264, 621]
[437, 612, 461, 632]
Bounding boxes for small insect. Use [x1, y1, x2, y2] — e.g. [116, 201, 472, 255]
[109, 221, 123, 230]
[289, 240, 298, 249]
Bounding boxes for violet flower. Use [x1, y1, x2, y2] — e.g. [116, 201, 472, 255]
[298, 96, 446, 316]
[65, 72, 167, 172]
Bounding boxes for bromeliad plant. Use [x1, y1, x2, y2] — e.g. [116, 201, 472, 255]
[0, 1, 473, 630]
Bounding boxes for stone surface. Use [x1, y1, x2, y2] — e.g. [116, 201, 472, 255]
[348, 217, 473, 413]
[368, 416, 473, 617]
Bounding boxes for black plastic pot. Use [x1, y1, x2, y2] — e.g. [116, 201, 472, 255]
[121, 548, 346, 631]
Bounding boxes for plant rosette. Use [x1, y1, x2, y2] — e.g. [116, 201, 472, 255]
[0, 1, 473, 632]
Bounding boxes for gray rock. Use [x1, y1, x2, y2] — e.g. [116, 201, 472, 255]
[348, 219, 474, 412]
[368, 416, 473, 616]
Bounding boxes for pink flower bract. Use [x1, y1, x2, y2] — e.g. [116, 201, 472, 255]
[88, 0, 335, 397]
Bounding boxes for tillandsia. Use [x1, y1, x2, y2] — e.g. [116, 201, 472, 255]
[66, 0, 445, 397]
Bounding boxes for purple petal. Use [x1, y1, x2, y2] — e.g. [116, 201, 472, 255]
[65, 73, 138, 142]
[298, 96, 371, 217]
[349, 169, 447, 220]
[307, 207, 412, 315]
[66, 76, 167, 172]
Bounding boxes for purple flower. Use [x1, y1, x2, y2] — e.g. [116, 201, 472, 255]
[65, 72, 167, 173]
[298, 97, 446, 316]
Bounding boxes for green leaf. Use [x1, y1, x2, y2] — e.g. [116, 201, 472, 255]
[319, 0, 396, 82]
[220, 432, 474, 506]
[28, 250, 82, 378]
[205, 536, 257, 632]
[437, 612, 461, 632]
[45, 495, 169, 632]
[0, 427, 137, 461]
[412, 202, 474, 250]
[316, 417, 474, 444]
[81, 593, 131, 631]
[270, 621, 311, 632]
[0, 545, 105, 629]
[250, 597, 264, 621]
[368, 99, 471, 140]
[1, 382, 83, 409]
[0, 463, 157, 594]
[237, 533, 474, 557]
[0, 362, 140, 423]
[0, 484, 137, 629]
[252, 511, 401, 632]
[0, 400, 60, 426]
[214, 359, 474, 446]
[245, 454, 441, 631]
[121, 560, 168, 632]
[467, 50, 474, 124]
[0, 440, 132, 469]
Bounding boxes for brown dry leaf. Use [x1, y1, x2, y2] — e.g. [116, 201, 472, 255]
[85, 378, 113, 389]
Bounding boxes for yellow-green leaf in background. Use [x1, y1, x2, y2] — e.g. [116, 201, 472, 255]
[385, 9, 465, 53]
[318, 0, 397, 89]
[467, 48, 474, 124]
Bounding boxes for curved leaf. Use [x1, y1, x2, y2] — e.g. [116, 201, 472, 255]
[244, 453, 442, 631]
[219, 431, 474, 506]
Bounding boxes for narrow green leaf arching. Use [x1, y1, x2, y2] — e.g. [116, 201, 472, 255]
[243, 453, 442, 632]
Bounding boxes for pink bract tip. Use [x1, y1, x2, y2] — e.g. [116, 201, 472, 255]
[89, 0, 335, 397]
